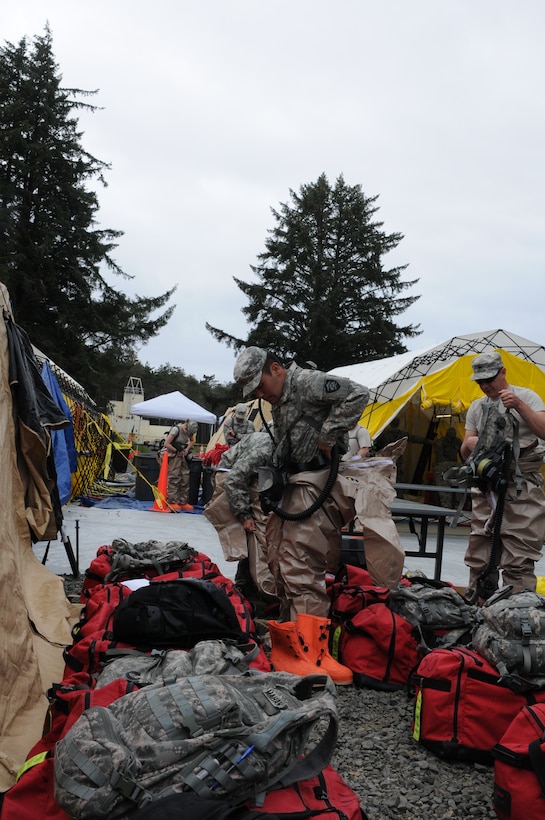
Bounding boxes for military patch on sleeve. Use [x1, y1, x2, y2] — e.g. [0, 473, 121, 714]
[324, 379, 341, 394]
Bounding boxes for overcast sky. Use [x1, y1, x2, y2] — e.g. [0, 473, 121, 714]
[2, 1, 544, 388]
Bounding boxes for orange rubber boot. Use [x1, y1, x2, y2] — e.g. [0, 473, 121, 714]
[267, 620, 319, 676]
[296, 613, 353, 686]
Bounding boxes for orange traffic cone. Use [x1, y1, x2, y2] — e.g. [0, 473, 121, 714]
[149, 451, 171, 512]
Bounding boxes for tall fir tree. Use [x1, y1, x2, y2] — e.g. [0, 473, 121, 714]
[207, 173, 420, 371]
[0, 28, 175, 407]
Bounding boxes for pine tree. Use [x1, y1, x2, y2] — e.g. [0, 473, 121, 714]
[0, 28, 175, 406]
[207, 173, 420, 371]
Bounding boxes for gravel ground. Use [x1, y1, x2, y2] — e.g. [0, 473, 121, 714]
[62, 574, 497, 820]
[332, 686, 495, 820]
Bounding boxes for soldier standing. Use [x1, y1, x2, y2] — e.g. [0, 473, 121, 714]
[163, 419, 198, 511]
[233, 347, 369, 684]
[462, 351, 545, 597]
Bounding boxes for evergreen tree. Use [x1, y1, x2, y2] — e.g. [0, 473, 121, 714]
[0, 28, 175, 406]
[207, 173, 420, 371]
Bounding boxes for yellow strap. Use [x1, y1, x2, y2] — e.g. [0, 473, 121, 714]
[16, 750, 48, 781]
[413, 689, 422, 740]
[331, 625, 342, 661]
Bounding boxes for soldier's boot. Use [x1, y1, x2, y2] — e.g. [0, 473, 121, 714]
[296, 613, 353, 686]
[267, 620, 318, 676]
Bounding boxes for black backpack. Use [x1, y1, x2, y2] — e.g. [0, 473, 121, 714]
[112, 578, 247, 649]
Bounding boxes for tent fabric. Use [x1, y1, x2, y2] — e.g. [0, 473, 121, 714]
[0, 284, 79, 791]
[205, 398, 272, 451]
[130, 390, 216, 424]
[40, 361, 78, 505]
[331, 329, 545, 440]
[3, 293, 71, 542]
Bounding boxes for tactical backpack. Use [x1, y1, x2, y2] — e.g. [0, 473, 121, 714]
[493, 702, 545, 820]
[411, 646, 545, 765]
[333, 604, 420, 691]
[112, 578, 248, 649]
[53, 671, 338, 819]
[327, 564, 390, 631]
[104, 539, 199, 583]
[472, 588, 545, 691]
[95, 641, 261, 689]
[388, 579, 478, 650]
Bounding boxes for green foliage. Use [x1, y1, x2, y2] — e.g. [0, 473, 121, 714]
[207, 173, 421, 370]
[0, 27, 175, 407]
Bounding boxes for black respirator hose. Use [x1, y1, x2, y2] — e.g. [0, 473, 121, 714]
[476, 443, 512, 600]
[258, 399, 276, 445]
[266, 445, 341, 522]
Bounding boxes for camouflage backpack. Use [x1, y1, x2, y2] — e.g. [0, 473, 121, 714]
[472, 588, 545, 691]
[388, 580, 478, 650]
[104, 539, 198, 583]
[53, 671, 338, 819]
[95, 640, 261, 689]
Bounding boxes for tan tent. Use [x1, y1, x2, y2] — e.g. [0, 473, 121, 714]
[0, 285, 78, 790]
[205, 398, 272, 451]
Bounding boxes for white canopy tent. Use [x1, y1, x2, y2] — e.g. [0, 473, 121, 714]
[130, 391, 216, 424]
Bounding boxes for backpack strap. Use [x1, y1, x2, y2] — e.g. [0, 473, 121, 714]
[55, 708, 155, 810]
[248, 674, 338, 797]
[528, 737, 545, 797]
[509, 413, 523, 495]
[144, 678, 223, 738]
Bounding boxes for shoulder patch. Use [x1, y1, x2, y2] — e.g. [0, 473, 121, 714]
[324, 379, 341, 394]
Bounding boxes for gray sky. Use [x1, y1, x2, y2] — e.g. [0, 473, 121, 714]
[2, 1, 544, 387]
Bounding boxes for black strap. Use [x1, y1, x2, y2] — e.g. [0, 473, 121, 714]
[529, 737, 545, 796]
[475, 441, 512, 601]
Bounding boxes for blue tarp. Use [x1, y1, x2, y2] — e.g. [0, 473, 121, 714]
[40, 362, 78, 505]
[77, 495, 204, 512]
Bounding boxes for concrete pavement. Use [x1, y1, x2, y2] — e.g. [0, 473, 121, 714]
[32, 501, 545, 589]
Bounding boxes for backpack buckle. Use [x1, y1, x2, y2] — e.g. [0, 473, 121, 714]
[110, 770, 153, 804]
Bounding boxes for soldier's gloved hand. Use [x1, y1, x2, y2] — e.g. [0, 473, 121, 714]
[317, 440, 332, 457]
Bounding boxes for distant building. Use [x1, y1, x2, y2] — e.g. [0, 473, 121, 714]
[107, 377, 166, 446]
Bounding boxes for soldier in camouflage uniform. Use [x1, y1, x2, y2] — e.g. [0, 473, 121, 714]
[223, 403, 254, 446]
[233, 347, 369, 621]
[204, 431, 276, 602]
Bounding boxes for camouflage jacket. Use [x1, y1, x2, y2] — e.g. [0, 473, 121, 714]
[223, 415, 255, 445]
[271, 363, 369, 467]
[219, 432, 274, 520]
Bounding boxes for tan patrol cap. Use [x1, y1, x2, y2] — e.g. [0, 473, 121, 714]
[471, 351, 503, 381]
[233, 347, 267, 397]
